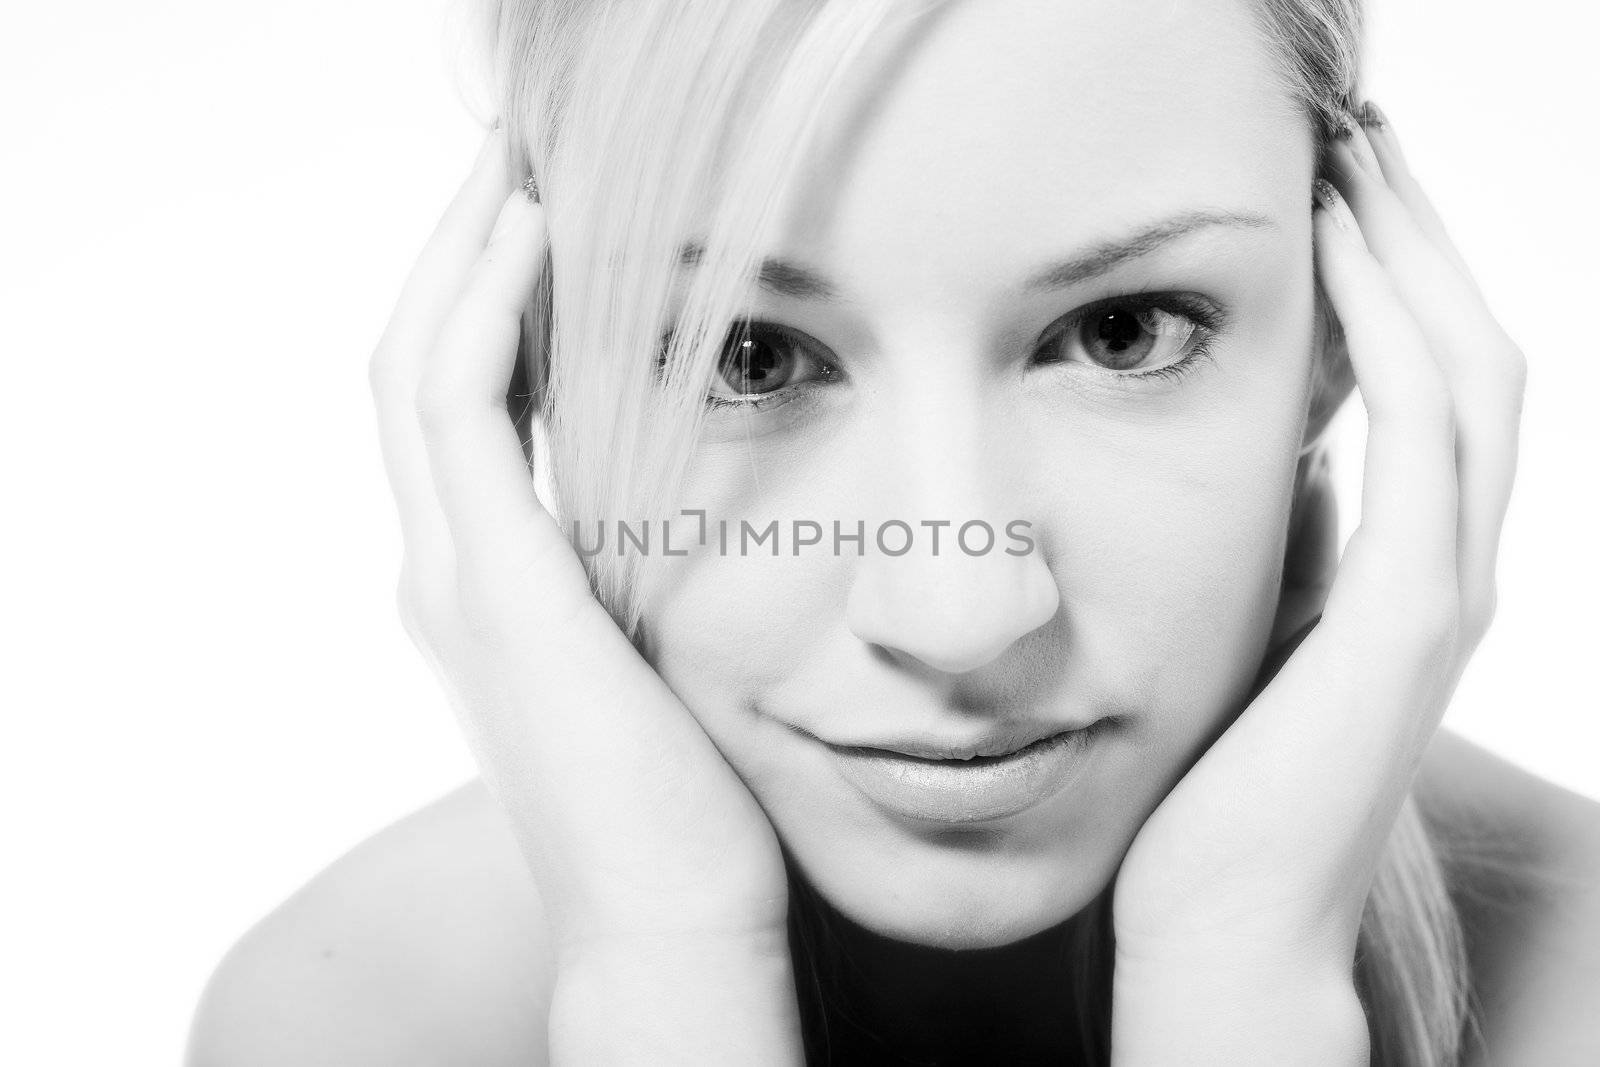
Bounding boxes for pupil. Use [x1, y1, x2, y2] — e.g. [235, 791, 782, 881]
[721, 332, 789, 393]
[741, 339, 778, 382]
[1094, 310, 1143, 353]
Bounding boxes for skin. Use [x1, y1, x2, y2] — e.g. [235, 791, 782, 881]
[647, 0, 1313, 954]
[186, 0, 1600, 1063]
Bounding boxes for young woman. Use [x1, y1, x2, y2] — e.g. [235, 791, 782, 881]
[188, 0, 1600, 1063]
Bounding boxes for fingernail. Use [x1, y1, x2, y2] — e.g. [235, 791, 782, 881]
[1312, 178, 1349, 232]
[1358, 100, 1389, 133]
[522, 174, 541, 205]
[1331, 110, 1358, 142]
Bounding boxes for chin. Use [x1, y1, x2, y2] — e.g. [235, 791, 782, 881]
[798, 846, 1114, 950]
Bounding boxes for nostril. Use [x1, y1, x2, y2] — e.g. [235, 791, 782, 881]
[882, 631, 1023, 676]
[845, 553, 1061, 675]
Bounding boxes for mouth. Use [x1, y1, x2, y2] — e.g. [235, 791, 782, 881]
[828, 724, 1096, 762]
[803, 721, 1109, 824]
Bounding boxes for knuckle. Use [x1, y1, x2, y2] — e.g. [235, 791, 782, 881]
[454, 558, 528, 647]
[1503, 341, 1528, 376]
[1401, 584, 1462, 663]
[395, 568, 451, 643]
[394, 570, 427, 622]
[1500, 344, 1529, 402]
[367, 345, 406, 402]
[396, 588, 432, 647]
[1471, 330, 1526, 385]
[413, 385, 469, 442]
[395, 572, 418, 618]
[1356, 544, 1459, 649]
[1462, 585, 1498, 650]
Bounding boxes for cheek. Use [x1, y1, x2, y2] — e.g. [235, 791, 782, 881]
[641, 468, 851, 754]
[648, 552, 838, 698]
[1048, 439, 1294, 697]
[1028, 375, 1310, 742]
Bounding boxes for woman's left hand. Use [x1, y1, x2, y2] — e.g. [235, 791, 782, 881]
[1110, 106, 1526, 972]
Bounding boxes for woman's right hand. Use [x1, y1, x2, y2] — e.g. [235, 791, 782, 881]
[365, 127, 792, 975]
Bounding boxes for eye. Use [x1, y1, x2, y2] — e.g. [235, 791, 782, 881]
[1034, 294, 1220, 376]
[707, 321, 837, 407]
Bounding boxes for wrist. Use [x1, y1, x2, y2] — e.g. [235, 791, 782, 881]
[1111, 945, 1368, 1066]
[549, 928, 803, 1066]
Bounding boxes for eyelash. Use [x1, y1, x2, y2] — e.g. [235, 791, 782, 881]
[1033, 291, 1225, 384]
[700, 322, 839, 412]
[694, 290, 1225, 410]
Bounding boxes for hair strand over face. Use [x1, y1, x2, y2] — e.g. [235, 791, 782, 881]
[467, 2, 1473, 1062]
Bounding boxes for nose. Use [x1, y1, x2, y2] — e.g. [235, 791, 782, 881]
[844, 368, 1060, 676]
[847, 545, 1060, 674]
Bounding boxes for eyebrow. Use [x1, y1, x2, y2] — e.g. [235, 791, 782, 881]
[676, 208, 1276, 303]
[1021, 209, 1276, 292]
[677, 242, 843, 301]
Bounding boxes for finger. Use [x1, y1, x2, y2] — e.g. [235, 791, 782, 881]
[372, 126, 515, 389]
[1328, 132, 1526, 648]
[415, 191, 585, 615]
[1202, 186, 1463, 859]
[1350, 102, 1479, 289]
[1175, 185, 1467, 916]
[1311, 179, 1459, 626]
[370, 126, 512, 569]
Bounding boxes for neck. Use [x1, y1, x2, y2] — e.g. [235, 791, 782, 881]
[787, 877, 1112, 1064]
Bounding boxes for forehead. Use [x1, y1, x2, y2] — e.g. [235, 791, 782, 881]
[772, 0, 1310, 286]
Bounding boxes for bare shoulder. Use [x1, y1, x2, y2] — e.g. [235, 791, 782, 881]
[1415, 727, 1600, 1062]
[186, 781, 555, 1067]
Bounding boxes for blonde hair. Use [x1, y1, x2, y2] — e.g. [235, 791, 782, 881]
[466, 1, 1474, 1062]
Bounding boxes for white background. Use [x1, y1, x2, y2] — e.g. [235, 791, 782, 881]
[2, 1, 1595, 1062]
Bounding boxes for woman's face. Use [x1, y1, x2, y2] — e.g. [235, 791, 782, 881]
[646, 0, 1320, 948]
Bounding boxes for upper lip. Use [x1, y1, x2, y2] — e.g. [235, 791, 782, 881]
[817, 722, 1095, 761]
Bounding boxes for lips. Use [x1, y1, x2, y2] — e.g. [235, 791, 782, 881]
[817, 723, 1105, 823]
[823, 722, 1096, 761]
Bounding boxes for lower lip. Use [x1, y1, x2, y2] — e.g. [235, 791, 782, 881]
[825, 725, 1103, 824]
